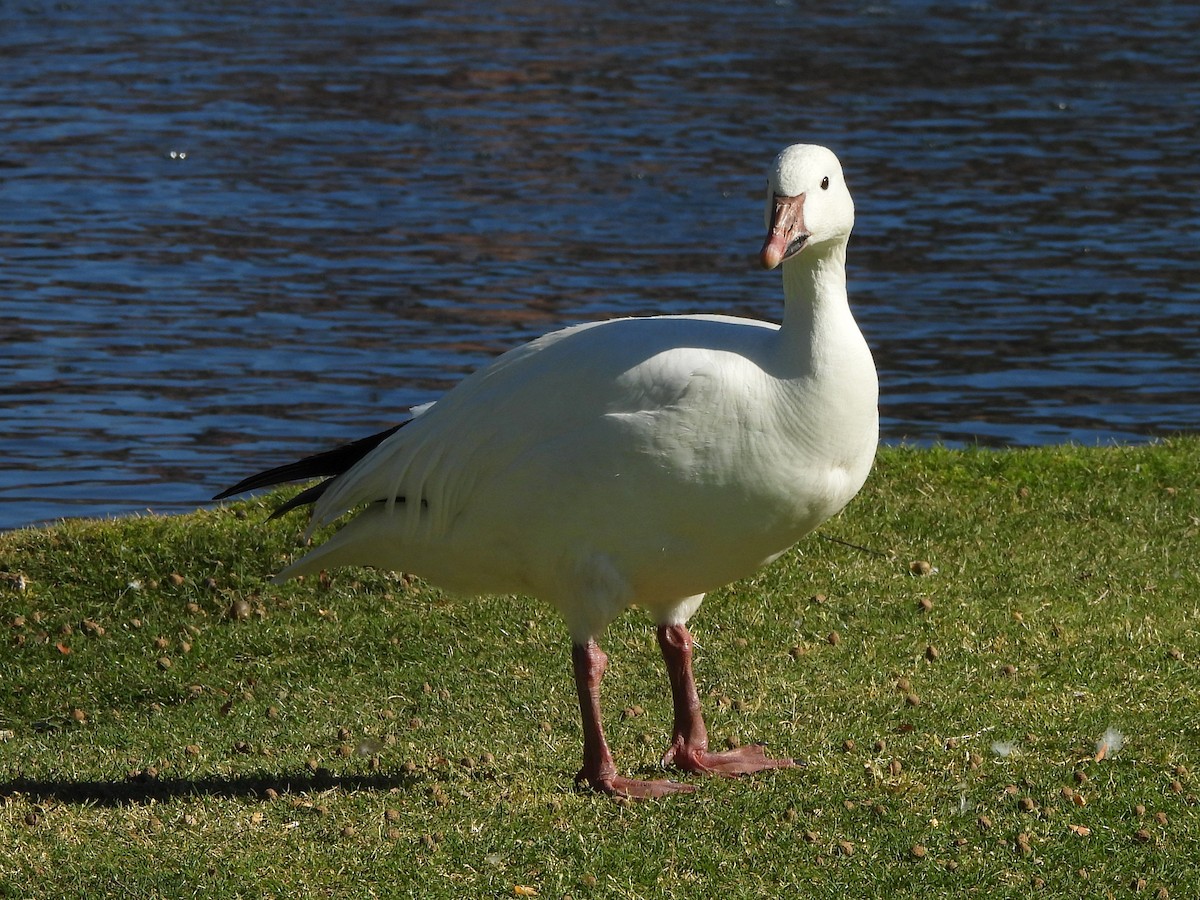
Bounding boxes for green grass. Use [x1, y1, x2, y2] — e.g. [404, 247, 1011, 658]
[1, 440, 1198, 898]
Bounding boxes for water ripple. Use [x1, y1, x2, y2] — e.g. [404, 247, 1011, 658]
[2, 1, 1197, 528]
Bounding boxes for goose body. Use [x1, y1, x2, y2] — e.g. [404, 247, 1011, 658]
[217, 144, 878, 797]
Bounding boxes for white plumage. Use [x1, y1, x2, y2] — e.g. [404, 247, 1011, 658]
[218, 144, 878, 797]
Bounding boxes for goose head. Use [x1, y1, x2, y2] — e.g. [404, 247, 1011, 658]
[760, 144, 854, 269]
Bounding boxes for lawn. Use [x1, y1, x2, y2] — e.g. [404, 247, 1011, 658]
[1, 440, 1197, 898]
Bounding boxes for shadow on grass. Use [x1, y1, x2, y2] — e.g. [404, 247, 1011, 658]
[0, 767, 421, 806]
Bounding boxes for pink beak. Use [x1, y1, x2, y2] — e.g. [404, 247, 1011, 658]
[759, 193, 808, 270]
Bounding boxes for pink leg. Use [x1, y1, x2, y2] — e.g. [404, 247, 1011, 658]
[657, 623, 799, 776]
[571, 640, 694, 799]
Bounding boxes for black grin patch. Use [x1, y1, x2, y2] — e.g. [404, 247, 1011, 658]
[784, 234, 810, 260]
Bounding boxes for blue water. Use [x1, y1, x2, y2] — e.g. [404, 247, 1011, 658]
[2, 1, 1198, 530]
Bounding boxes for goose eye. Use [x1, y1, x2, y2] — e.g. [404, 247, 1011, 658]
[820, 176, 830, 190]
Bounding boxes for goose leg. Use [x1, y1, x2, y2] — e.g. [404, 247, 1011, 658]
[572, 639, 694, 799]
[657, 623, 799, 776]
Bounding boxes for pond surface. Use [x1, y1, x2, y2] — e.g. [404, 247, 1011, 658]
[3, 1, 1198, 529]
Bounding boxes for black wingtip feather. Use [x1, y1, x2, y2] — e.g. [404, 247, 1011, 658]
[267, 480, 332, 519]
[212, 420, 410, 510]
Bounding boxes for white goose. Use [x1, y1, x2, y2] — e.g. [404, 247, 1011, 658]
[216, 144, 878, 798]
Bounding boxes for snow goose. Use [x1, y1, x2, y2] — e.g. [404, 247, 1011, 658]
[215, 144, 879, 798]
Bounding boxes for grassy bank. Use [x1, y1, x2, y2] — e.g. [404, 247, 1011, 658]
[1, 440, 1198, 898]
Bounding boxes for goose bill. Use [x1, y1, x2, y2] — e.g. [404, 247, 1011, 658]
[759, 193, 808, 270]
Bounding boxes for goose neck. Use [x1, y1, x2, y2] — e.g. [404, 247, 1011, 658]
[779, 241, 850, 338]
